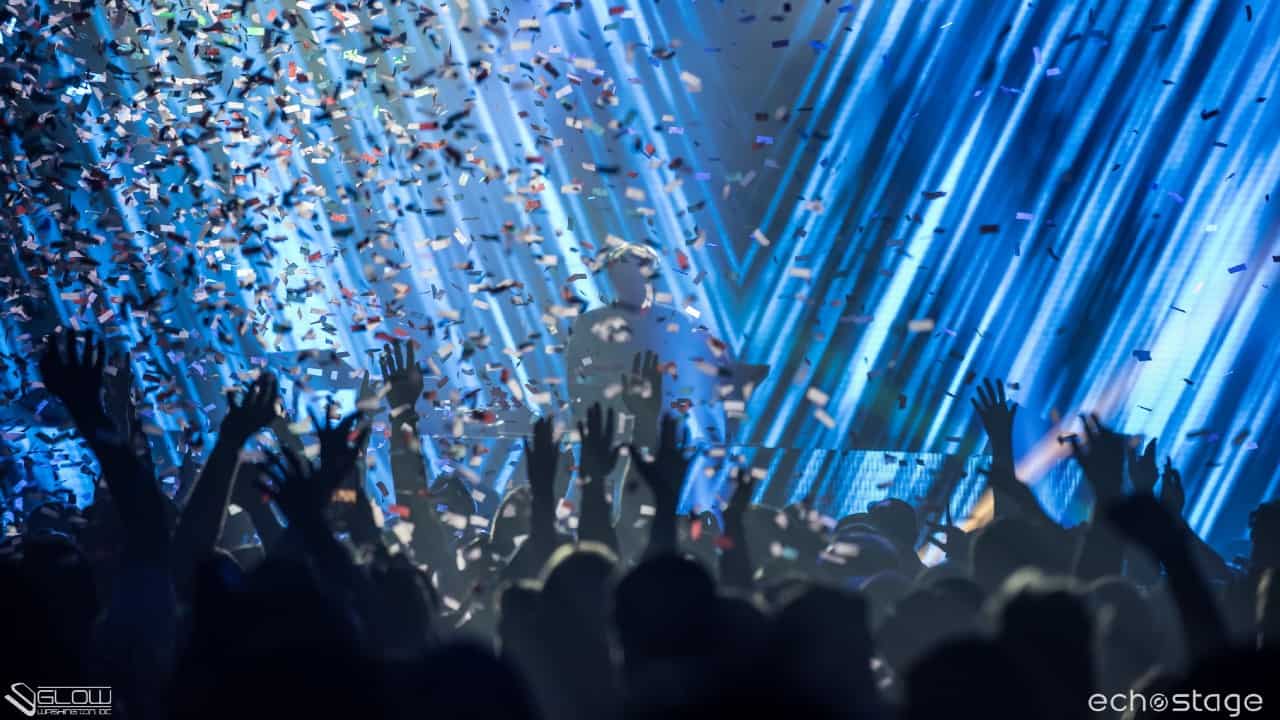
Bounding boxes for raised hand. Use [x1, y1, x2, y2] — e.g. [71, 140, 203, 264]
[1070, 414, 1126, 505]
[380, 340, 424, 416]
[517, 415, 562, 570]
[622, 350, 664, 443]
[578, 403, 621, 483]
[311, 406, 370, 485]
[926, 522, 973, 561]
[1129, 437, 1158, 495]
[971, 377, 1016, 461]
[174, 371, 281, 594]
[628, 414, 694, 557]
[1160, 458, 1185, 518]
[628, 413, 694, 513]
[39, 331, 109, 428]
[356, 370, 377, 410]
[526, 415, 559, 503]
[255, 446, 321, 522]
[271, 413, 306, 455]
[220, 372, 279, 445]
[43, 332, 170, 564]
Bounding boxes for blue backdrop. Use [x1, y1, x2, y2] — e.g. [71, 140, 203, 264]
[2, 0, 1277, 555]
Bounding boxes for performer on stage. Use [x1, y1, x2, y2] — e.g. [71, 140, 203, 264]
[566, 242, 759, 445]
[564, 243, 766, 521]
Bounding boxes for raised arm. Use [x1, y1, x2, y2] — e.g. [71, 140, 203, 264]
[40, 332, 177, 716]
[257, 409, 370, 589]
[1158, 460, 1231, 582]
[1071, 414, 1128, 581]
[971, 378, 1052, 524]
[1124, 439, 1163, 585]
[379, 341, 455, 570]
[719, 467, 755, 591]
[39, 332, 170, 563]
[172, 372, 278, 593]
[628, 414, 695, 558]
[520, 415, 561, 575]
[577, 403, 621, 553]
[1107, 494, 1228, 662]
[383, 339, 426, 494]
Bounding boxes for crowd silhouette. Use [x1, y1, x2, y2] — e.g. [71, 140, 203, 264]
[3, 331, 1277, 719]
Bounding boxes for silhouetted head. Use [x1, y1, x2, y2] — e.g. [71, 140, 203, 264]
[971, 516, 1072, 592]
[603, 243, 660, 310]
[926, 575, 987, 616]
[1250, 499, 1280, 570]
[496, 579, 541, 652]
[368, 555, 440, 657]
[769, 585, 880, 718]
[902, 637, 1038, 720]
[866, 498, 918, 554]
[614, 554, 718, 666]
[1086, 576, 1160, 689]
[3, 534, 98, 680]
[857, 570, 913, 627]
[172, 557, 374, 720]
[877, 585, 981, 676]
[539, 542, 619, 624]
[987, 570, 1093, 720]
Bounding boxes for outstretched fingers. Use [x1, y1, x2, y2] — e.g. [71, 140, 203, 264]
[978, 378, 994, 409]
[335, 409, 361, 440]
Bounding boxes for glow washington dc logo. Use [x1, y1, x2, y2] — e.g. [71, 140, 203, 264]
[4, 684, 112, 716]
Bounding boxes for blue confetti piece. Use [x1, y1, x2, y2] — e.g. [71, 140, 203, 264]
[810, 40, 828, 53]
[838, 2, 855, 11]
[1133, 350, 1152, 361]
[772, 39, 790, 48]
[756, 136, 774, 144]
[1228, 263, 1247, 273]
